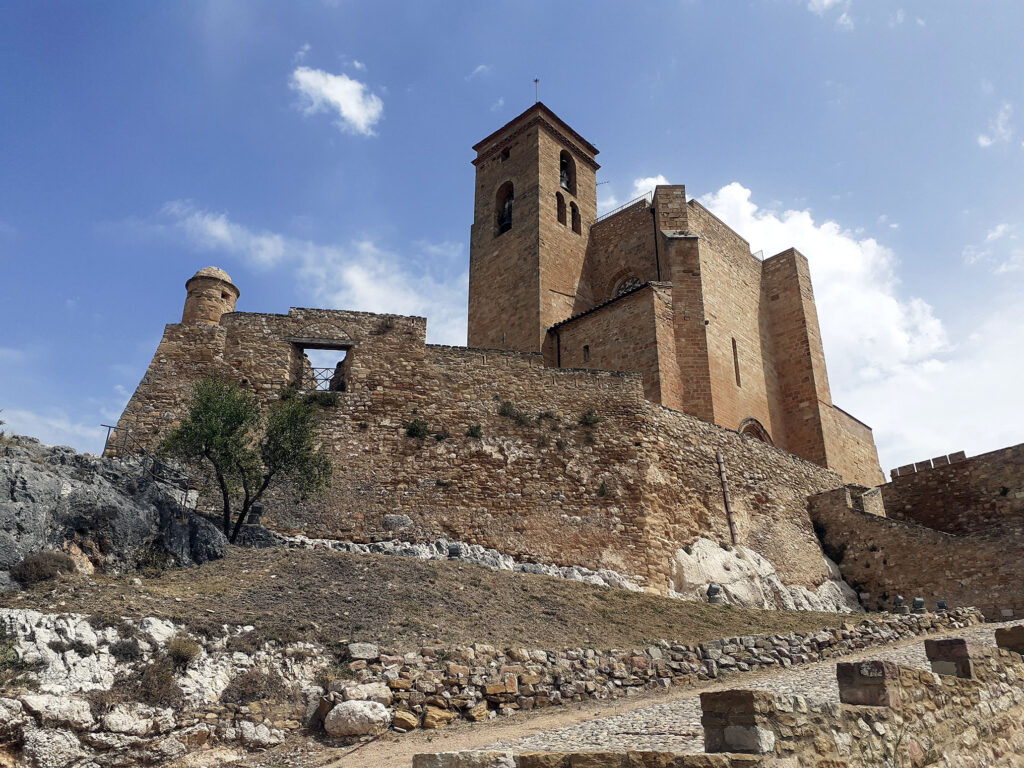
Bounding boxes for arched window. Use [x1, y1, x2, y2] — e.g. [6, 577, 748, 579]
[738, 418, 773, 445]
[559, 150, 576, 195]
[495, 181, 514, 236]
[613, 276, 643, 298]
[570, 201, 581, 234]
[556, 192, 566, 225]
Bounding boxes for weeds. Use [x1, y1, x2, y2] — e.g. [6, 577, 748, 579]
[578, 409, 601, 427]
[405, 419, 430, 439]
[221, 667, 288, 705]
[166, 636, 201, 668]
[10, 552, 75, 586]
[498, 400, 532, 426]
[465, 424, 483, 439]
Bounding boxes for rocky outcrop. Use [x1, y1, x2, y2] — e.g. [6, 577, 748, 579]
[668, 537, 862, 613]
[0, 436, 225, 587]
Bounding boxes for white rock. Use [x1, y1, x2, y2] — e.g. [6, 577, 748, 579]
[342, 681, 393, 706]
[347, 642, 379, 660]
[139, 617, 177, 645]
[238, 720, 282, 748]
[323, 700, 391, 737]
[21, 727, 85, 768]
[412, 752, 516, 768]
[102, 703, 154, 736]
[20, 694, 95, 731]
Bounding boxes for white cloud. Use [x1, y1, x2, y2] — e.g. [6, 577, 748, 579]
[977, 101, 1013, 148]
[980, 79, 995, 95]
[697, 183, 1008, 470]
[985, 223, 1013, 242]
[466, 64, 490, 80]
[632, 175, 669, 198]
[294, 43, 311, 63]
[807, 0, 843, 15]
[289, 66, 384, 136]
[351, 60, 366, 72]
[490, 97, 504, 112]
[1, 407, 106, 452]
[915, 17, 925, 26]
[964, 223, 1023, 274]
[836, 11, 854, 29]
[157, 203, 468, 345]
[892, 8, 904, 25]
[597, 193, 619, 216]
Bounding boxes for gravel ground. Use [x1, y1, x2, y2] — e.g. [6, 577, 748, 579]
[487, 620, 1023, 754]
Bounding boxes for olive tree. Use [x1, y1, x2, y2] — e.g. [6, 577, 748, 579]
[161, 378, 332, 543]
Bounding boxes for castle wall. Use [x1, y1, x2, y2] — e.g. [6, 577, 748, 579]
[880, 442, 1024, 534]
[685, 201, 784, 443]
[820, 405, 886, 487]
[545, 283, 683, 409]
[111, 307, 847, 595]
[809, 486, 1024, 620]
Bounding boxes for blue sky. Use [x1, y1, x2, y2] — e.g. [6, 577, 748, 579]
[1, 1, 1022, 474]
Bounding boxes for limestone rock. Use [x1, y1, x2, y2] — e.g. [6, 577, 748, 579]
[20, 694, 94, 731]
[21, 726, 85, 768]
[238, 720, 282, 748]
[343, 681, 393, 705]
[102, 703, 155, 736]
[393, 709, 420, 730]
[412, 752, 515, 768]
[347, 642, 380, 661]
[422, 705, 457, 729]
[323, 700, 391, 738]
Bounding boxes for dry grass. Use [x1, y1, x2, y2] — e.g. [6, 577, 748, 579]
[0, 546, 866, 654]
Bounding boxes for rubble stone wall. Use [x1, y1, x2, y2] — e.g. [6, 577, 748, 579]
[809, 486, 1024, 620]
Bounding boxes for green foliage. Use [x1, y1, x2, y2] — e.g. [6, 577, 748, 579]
[405, 419, 430, 439]
[10, 552, 75, 585]
[465, 424, 483, 439]
[161, 377, 332, 543]
[166, 636, 201, 668]
[597, 480, 608, 497]
[48, 640, 94, 657]
[434, 429, 450, 441]
[498, 400, 532, 426]
[301, 390, 340, 407]
[578, 409, 601, 427]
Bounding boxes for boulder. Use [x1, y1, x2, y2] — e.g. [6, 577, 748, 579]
[393, 709, 420, 730]
[102, 704, 154, 736]
[342, 681, 393, 706]
[422, 705, 457, 729]
[347, 642, 380, 661]
[20, 726, 85, 768]
[19, 694, 94, 731]
[323, 700, 391, 738]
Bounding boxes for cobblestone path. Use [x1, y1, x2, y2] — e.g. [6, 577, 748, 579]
[487, 621, 1023, 755]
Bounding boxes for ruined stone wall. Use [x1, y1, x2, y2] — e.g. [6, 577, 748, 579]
[547, 284, 682, 409]
[112, 306, 851, 595]
[809, 486, 1024, 620]
[820, 405, 885, 488]
[880, 442, 1024, 534]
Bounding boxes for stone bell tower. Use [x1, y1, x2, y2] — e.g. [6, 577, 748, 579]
[181, 266, 239, 325]
[468, 103, 599, 353]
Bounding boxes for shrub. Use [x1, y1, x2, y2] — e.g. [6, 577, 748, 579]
[405, 419, 430, 439]
[313, 664, 356, 690]
[47, 640, 94, 657]
[302, 390, 340, 407]
[434, 429, 450, 441]
[537, 410, 557, 422]
[135, 546, 171, 577]
[578, 409, 601, 427]
[10, 552, 75, 586]
[110, 639, 143, 663]
[597, 480, 608, 497]
[555, 439, 567, 451]
[166, 636, 201, 668]
[136, 659, 183, 708]
[465, 424, 483, 439]
[220, 667, 287, 706]
[498, 400, 532, 426]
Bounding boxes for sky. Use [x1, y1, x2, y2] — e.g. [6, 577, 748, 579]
[1, 1, 1022, 475]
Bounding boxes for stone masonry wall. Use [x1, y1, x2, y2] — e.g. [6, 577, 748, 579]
[575, 200, 660, 313]
[880, 442, 1024, 534]
[809, 486, 1024, 620]
[111, 307, 850, 596]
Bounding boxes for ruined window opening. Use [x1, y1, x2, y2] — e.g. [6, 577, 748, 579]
[500, 148, 510, 162]
[732, 338, 741, 387]
[570, 202, 581, 234]
[495, 181, 514, 236]
[738, 418, 772, 445]
[221, 291, 230, 300]
[556, 192, 566, 225]
[559, 150, 576, 195]
[299, 347, 350, 392]
[583, 344, 590, 362]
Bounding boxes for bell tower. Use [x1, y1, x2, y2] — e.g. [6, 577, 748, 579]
[468, 103, 599, 353]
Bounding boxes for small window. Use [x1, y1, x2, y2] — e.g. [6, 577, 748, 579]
[221, 291, 230, 300]
[559, 150, 577, 195]
[495, 181, 514, 236]
[732, 338, 741, 387]
[556, 192, 566, 225]
[583, 345, 590, 362]
[570, 202, 581, 234]
[500, 148, 510, 162]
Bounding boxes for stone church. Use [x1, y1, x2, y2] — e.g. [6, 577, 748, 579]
[469, 103, 882, 486]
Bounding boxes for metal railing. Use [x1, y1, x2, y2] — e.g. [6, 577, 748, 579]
[305, 367, 346, 392]
[101, 424, 199, 512]
[595, 190, 654, 224]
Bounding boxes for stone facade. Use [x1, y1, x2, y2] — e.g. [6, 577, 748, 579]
[467, 103, 882, 486]
[110, 279, 851, 598]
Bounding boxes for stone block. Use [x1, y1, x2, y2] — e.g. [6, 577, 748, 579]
[700, 690, 778, 754]
[995, 625, 1024, 655]
[836, 661, 903, 707]
[924, 638, 977, 679]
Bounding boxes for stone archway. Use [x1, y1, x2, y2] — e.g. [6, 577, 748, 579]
[738, 417, 773, 445]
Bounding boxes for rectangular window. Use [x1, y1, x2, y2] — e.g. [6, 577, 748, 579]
[732, 338, 741, 387]
[583, 344, 591, 362]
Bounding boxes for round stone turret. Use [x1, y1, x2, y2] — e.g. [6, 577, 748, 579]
[181, 266, 240, 325]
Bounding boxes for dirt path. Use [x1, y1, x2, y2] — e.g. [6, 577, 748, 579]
[258, 621, 1014, 768]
